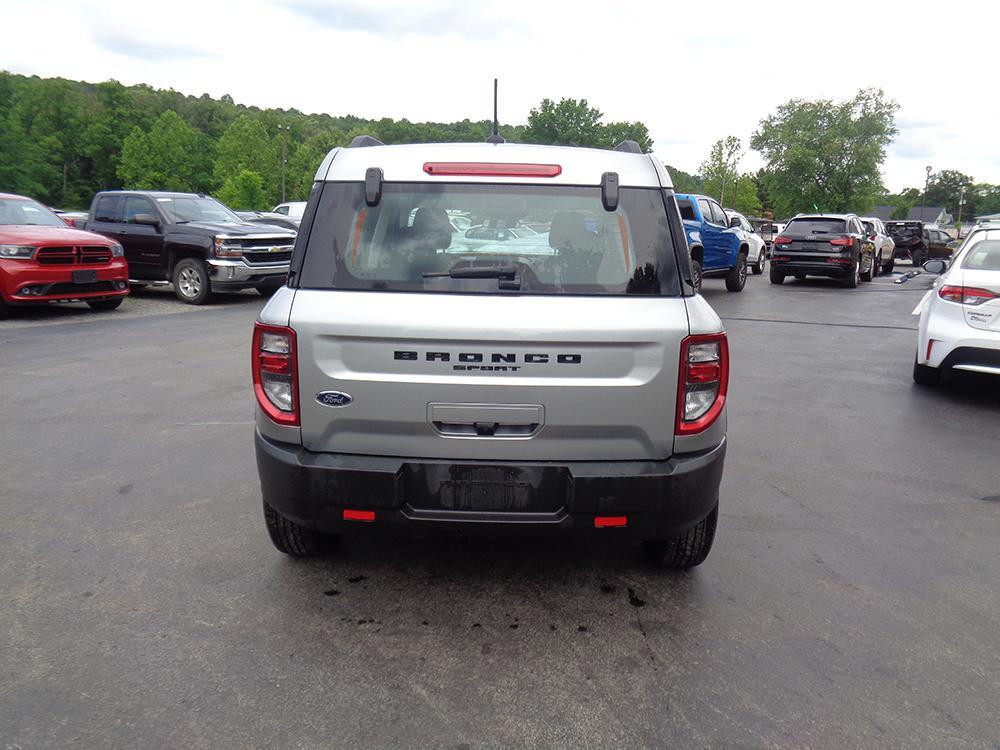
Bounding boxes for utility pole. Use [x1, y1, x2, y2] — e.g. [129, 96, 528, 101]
[277, 124, 289, 203]
[957, 187, 966, 235]
[920, 165, 932, 221]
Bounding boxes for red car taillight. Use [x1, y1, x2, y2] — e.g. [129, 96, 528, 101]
[829, 237, 853, 246]
[938, 285, 998, 306]
[252, 322, 299, 426]
[772, 236, 793, 245]
[676, 333, 729, 436]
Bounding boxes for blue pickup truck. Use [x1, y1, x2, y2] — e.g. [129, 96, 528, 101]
[676, 193, 749, 292]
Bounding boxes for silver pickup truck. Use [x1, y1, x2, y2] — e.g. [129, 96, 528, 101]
[252, 137, 728, 568]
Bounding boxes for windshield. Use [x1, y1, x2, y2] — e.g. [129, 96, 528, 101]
[784, 218, 847, 235]
[0, 198, 67, 227]
[298, 182, 681, 296]
[155, 195, 242, 224]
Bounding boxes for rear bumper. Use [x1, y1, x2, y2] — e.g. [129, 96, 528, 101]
[770, 258, 855, 278]
[255, 431, 726, 540]
[1, 259, 130, 303]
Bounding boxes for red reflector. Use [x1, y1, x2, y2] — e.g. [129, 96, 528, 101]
[422, 162, 562, 178]
[594, 516, 627, 528]
[688, 362, 721, 383]
[259, 352, 290, 373]
[343, 509, 375, 522]
[926, 339, 934, 360]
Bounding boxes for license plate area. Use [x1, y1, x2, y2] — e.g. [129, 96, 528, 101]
[402, 463, 567, 513]
[72, 269, 98, 284]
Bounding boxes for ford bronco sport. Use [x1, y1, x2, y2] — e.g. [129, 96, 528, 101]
[253, 137, 728, 568]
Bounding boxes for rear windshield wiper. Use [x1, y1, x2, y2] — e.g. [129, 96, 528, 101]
[423, 264, 521, 289]
[423, 265, 517, 280]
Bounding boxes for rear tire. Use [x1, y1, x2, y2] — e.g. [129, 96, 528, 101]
[843, 262, 859, 288]
[769, 266, 785, 285]
[172, 258, 213, 305]
[263, 501, 339, 557]
[86, 298, 124, 311]
[861, 255, 875, 282]
[750, 249, 765, 275]
[690, 259, 703, 293]
[724, 253, 747, 292]
[883, 258, 895, 274]
[0, 296, 9, 320]
[913, 357, 941, 387]
[642, 504, 718, 570]
[256, 285, 280, 297]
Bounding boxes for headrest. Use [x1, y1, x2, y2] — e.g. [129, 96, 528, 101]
[407, 206, 452, 252]
[549, 212, 598, 253]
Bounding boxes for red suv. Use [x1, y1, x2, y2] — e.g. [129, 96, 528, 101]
[0, 193, 130, 318]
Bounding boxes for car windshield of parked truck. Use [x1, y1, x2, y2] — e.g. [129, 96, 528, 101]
[155, 196, 243, 224]
[784, 218, 847, 235]
[299, 182, 681, 296]
[0, 198, 66, 227]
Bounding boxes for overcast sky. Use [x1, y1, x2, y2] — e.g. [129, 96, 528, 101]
[3, 0, 996, 192]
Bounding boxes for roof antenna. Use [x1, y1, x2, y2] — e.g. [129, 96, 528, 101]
[486, 78, 505, 144]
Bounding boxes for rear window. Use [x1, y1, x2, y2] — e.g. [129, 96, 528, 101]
[862, 221, 875, 235]
[677, 198, 696, 221]
[297, 182, 681, 296]
[962, 238, 1000, 271]
[784, 218, 847, 236]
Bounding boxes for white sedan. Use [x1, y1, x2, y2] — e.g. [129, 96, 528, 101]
[912, 225, 1000, 385]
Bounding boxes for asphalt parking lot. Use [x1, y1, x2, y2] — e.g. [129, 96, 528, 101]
[3, 266, 1000, 749]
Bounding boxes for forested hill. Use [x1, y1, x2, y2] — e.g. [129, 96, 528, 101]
[0, 71, 519, 208]
[0, 72, 649, 210]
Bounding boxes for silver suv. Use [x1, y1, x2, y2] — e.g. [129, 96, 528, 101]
[252, 137, 728, 568]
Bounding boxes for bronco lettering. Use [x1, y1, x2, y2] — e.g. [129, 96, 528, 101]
[394, 350, 582, 364]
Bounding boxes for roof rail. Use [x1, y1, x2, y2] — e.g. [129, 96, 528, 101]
[612, 140, 643, 154]
[348, 135, 385, 148]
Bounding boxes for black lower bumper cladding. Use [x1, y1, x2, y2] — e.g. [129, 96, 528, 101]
[255, 432, 725, 539]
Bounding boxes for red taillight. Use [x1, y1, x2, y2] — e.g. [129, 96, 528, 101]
[252, 322, 298, 426]
[938, 285, 998, 306]
[422, 162, 562, 178]
[343, 509, 376, 522]
[772, 236, 793, 245]
[594, 516, 628, 528]
[829, 237, 853, 246]
[676, 333, 729, 436]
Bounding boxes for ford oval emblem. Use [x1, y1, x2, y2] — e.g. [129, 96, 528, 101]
[315, 391, 353, 408]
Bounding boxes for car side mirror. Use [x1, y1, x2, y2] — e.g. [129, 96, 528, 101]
[922, 259, 947, 274]
[728, 217, 741, 228]
[133, 213, 160, 227]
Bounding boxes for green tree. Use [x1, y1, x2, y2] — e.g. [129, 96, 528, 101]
[117, 110, 211, 191]
[216, 169, 267, 209]
[700, 136, 743, 206]
[213, 114, 279, 202]
[523, 98, 605, 147]
[666, 165, 703, 194]
[729, 175, 763, 216]
[751, 88, 898, 217]
[924, 169, 975, 217]
[974, 184, 1000, 217]
[522, 98, 652, 151]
